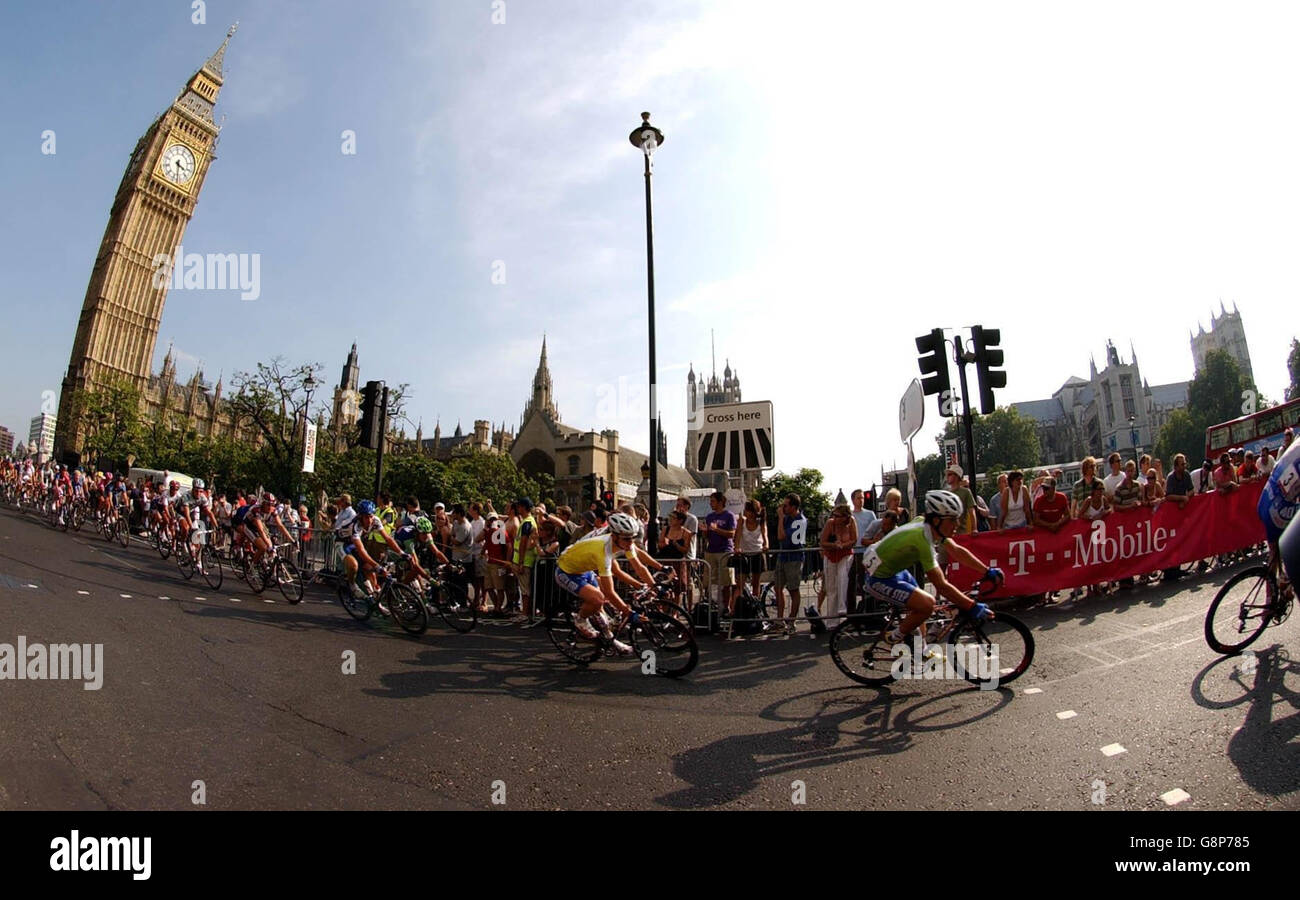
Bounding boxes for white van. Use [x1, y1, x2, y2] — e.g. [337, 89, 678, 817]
[128, 468, 196, 494]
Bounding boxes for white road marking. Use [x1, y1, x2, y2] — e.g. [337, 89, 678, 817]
[27, 583, 39, 589]
[1023, 687, 1043, 694]
[194, 597, 206, 601]
[159, 596, 170, 600]
[263, 599, 275, 604]
[1160, 788, 1190, 806]
[1057, 710, 1077, 719]
[77, 590, 90, 595]
[1101, 743, 1127, 757]
[120, 593, 132, 598]
[229, 597, 241, 602]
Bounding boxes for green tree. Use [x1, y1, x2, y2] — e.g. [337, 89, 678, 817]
[70, 377, 143, 469]
[914, 453, 945, 498]
[1187, 349, 1254, 426]
[939, 407, 1041, 480]
[753, 468, 832, 529]
[1287, 337, 1299, 402]
[224, 358, 324, 497]
[1152, 408, 1204, 468]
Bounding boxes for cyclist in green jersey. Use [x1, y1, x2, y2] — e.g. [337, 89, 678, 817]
[862, 490, 1005, 645]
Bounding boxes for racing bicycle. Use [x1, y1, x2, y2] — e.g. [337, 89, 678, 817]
[1204, 555, 1294, 655]
[828, 579, 1034, 688]
[546, 583, 699, 677]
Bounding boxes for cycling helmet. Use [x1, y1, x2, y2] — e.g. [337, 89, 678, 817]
[924, 489, 965, 519]
[194, 478, 205, 490]
[356, 500, 377, 516]
[607, 512, 640, 536]
[415, 516, 434, 534]
[261, 492, 276, 504]
[170, 480, 179, 489]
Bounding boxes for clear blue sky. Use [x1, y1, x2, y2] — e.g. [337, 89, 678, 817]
[1, 1, 1295, 495]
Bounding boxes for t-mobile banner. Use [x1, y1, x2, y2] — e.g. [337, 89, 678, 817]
[947, 481, 1267, 594]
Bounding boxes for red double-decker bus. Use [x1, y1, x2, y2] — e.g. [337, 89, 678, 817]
[1205, 397, 1300, 461]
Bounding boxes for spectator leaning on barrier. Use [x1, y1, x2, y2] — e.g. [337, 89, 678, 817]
[1193, 459, 1214, 494]
[819, 503, 856, 626]
[945, 465, 977, 534]
[1031, 477, 1071, 533]
[1103, 452, 1126, 498]
[1164, 454, 1195, 509]
[870, 509, 900, 542]
[772, 493, 807, 633]
[1284, 427, 1295, 452]
[1261, 446, 1278, 477]
[1152, 458, 1167, 491]
[701, 491, 738, 616]
[1113, 461, 1143, 510]
[1141, 469, 1164, 508]
[1214, 453, 1239, 494]
[1238, 451, 1260, 482]
[1072, 456, 1104, 518]
[987, 473, 1008, 527]
[998, 470, 1031, 530]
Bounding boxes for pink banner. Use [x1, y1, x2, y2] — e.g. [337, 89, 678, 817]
[948, 481, 1267, 594]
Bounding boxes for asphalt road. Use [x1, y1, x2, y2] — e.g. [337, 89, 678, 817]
[0, 504, 1296, 811]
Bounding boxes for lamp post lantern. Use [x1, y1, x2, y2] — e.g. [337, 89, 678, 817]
[1128, 415, 1139, 466]
[630, 112, 664, 551]
[299, 372, 317, 504]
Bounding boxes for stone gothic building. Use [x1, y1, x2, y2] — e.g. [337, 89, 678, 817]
[1191, 301, 1254, 386]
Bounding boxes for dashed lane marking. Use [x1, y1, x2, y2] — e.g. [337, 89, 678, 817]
[1057, 710, 1077, 719]
[1023, 687, 1043, 694]
[1101, 743, 1127, 757]
[119, 593, 132, 598]
[1160, 788, 1190, 806]
[77, 590, 89, 595]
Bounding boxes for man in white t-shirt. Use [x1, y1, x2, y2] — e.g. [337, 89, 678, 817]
[1101, 452, 1126, 498]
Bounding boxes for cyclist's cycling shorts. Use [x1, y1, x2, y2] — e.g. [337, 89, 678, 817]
[554, 568, 598, 596]
[865, 569, 920, 607]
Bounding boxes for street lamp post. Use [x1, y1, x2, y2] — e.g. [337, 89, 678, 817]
[299, 373, 317, 506]
[1128, 415, 1139, 466]
[630, 112, 664, 552]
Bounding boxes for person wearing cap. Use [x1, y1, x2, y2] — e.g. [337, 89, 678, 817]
[944, 464, 976, 535]
[1031, 476, 1071, 533]
[1214, 453, 1239, 494]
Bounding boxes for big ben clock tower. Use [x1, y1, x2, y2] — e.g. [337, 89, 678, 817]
[55, 26, 236, 457]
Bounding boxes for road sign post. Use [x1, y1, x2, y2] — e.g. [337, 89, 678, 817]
[689, 400, 774, 473]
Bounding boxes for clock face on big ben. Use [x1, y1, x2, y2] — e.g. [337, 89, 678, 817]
[159, 143, 197, 185]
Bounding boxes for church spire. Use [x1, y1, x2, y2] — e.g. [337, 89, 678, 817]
[202, 22, 237, 81]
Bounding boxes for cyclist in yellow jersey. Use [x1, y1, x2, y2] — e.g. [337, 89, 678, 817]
[555, 512, 651, 654]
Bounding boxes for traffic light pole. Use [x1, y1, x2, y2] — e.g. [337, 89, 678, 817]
[373, 386, 388, 501]
[953, 336, 977, 493]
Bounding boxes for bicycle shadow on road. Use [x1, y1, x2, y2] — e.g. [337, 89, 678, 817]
[1190, 644, 1300, 796]
[655, 684, 1014, 808]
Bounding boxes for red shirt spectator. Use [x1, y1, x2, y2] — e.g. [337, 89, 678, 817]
[1032, 478, 1071, 532]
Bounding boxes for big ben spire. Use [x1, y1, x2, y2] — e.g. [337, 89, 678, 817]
[55, 28, 236, 458]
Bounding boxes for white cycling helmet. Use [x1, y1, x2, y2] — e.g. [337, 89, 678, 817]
[607, 512, 640, 537]
[193, 478, 205, 490]
[924, 489, 965, 519]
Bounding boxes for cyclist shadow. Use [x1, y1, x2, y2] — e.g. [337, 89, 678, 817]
[656, 684, 1014, 808]
[362, 636, 707, 702]
[1191, 644, 1300, 796]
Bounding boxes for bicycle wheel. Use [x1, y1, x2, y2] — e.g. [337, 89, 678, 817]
[70, 504, 83, 532]
[243, 554, 267, 594]
[116, 517, 130, 548]
[629, 610, 699, 677]
[156, 527, 171, 559]
[176, 541, 195, 580]
[274, 557, 304, 604]
[433, 580, 478, 633]
[199, 544, 224, 590]
[828, 613, 901, 686]
[383, 582, 426, 635]
[1205, 566, 1276, 655]
[546, 606, 602, 665]
[946, 611, 1034, 687]
[337, 576, 373, 622]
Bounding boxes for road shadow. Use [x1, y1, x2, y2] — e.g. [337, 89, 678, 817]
[655, 683, 1015, 808]
[1191, 644, 1300, 796]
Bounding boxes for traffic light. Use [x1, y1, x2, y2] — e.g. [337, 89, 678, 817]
[358, 380, 384, 449]
[601, 489, 616, 509]
[915, 328, 951, 413]
[862, 489, 875, 510]
[582, 473, 597, 507]
[970, 326, 1006, 415]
